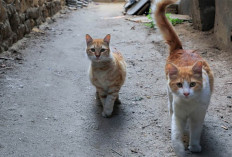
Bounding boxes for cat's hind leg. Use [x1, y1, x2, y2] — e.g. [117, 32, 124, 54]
[171, 114, 186, 157]
[188, 107, 207, 152]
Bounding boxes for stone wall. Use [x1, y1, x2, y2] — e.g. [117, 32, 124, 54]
[179, 0, 232, 50]
[0, 0, 65, 53]
[179, 0, 215, 31]
[191, 0, 215, 31]
[178, 0, 191, 16]
[214, 0, 232, 50]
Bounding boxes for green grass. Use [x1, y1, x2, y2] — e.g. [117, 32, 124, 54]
[145, 10, 183, 28]
[165, 13, 184, 26]
[145, 9, 155, 28]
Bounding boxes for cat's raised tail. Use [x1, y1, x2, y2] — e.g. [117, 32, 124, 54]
[155, 0, 182, 53]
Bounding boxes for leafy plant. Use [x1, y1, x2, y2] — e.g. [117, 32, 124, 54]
[165, 13, 183, 26]
[145, 9, 183, 28]
[145, 9, 155, 28]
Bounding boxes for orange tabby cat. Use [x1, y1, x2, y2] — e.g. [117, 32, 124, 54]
[85, 34, 126, 118]
[155, 0, 214, 156]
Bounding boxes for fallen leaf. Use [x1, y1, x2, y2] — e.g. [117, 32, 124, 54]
[221, 125, 228, 130]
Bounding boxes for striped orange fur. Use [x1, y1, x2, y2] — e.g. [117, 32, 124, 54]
[86, 34, 126, 117]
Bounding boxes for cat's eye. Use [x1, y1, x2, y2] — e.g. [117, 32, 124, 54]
[176, 83, 183, 88]
[100, 49, 105, 52]
[190, 82, 196, 87]
[90, 48, 95, 52]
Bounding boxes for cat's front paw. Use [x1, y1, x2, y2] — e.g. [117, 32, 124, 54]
[102, 111, 112, 118]
[188, 145, 202, 152]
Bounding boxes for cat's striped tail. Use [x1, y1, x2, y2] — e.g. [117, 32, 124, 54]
[155, 0, 182, 53]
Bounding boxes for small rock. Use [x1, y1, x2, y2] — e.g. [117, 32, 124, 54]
[131, 149, 138, 153]
[227, 96, 231, 99]
[19, 85, 24, 88]
[221, 125, 228, 130]
[51, 17, 56, 22]
[133, 97, 143, 101]
[68, 7, 77, 10]
[32, 28, 44, 34]
[47, 17, 53, 24]
[60, 10, 66, 14]
[16, 57, 23, 60]
[131, 26, 135, 30]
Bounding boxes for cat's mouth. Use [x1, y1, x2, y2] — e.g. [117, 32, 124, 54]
[183, 94, 190, 98]
[94, 57, 102, 62]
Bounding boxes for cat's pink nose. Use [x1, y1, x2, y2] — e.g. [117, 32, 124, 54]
[95, 54, 100, 58]
[184, 92, 190, 96]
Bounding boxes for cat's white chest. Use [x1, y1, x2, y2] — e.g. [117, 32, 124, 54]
[96, 71, 110, 86]
[89, 67, 111, 89]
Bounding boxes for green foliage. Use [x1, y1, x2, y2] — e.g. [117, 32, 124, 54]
[145, 9, 155, 28]
[145, 10, 183, 28]
[165, 13, 183, 26]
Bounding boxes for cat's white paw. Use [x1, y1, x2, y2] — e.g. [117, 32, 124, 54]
[172, 142, 185, 157]
[188, 145, 202, 152]
[101, 110, 112, 118]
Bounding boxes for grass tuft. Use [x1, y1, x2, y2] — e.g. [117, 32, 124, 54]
[165, 13, 184, 26]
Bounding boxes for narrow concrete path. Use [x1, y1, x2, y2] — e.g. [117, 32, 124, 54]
[0, 3, 231, 157]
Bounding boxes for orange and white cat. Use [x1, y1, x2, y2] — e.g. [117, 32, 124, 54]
[85, 34, 126, 118]
[155, 0, 214, 156]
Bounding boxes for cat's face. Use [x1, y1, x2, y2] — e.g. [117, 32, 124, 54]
[167, 61, 203, 99]
[85, 34, 111, 62]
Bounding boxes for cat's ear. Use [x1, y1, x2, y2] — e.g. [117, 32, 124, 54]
[166, 63, 178, 79]
[103, 34, 111, 44]
[86, 34, 93, 44]
[192, 61, 202, 77]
